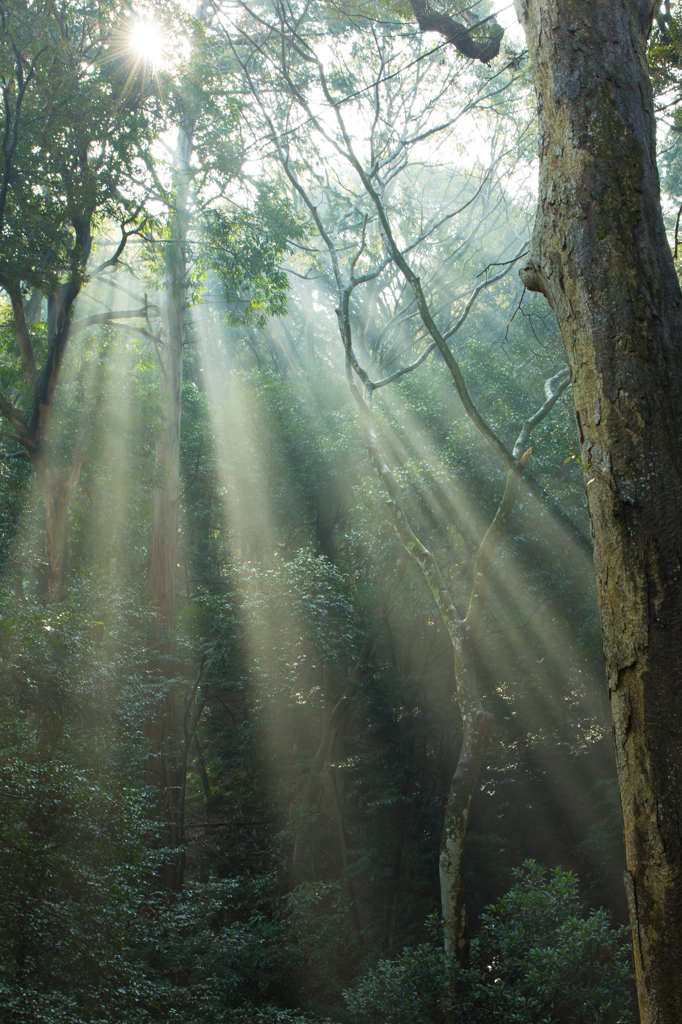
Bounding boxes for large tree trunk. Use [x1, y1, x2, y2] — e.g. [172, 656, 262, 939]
[148, 290, 184, 625]
[439, 630, 492, 957]
[514, 0, 682, 1019]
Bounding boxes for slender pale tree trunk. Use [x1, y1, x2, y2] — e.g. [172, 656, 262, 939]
[353, 387, 536, 956]
[146, 127, 193, 889]
[514, 0, 682, 1018]
[148, 128, 192, 626]
[335, 257, 563, 955]
[143, 689, 180, 890]
[148, 290, 183, 625]
[438, 629, 492, 956]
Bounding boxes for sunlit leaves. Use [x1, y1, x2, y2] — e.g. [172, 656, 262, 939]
[201, 187, 308, 326]
[0, 0, 165, 294]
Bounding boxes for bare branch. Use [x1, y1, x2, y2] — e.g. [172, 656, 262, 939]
[513, 367, 570, 459]
[372, 342, 437, 389]
[407, 0, 503, 63]
[464, 449, 530, 643]
[466, 369, 572, 641]
[67, 305, 159, 338]
[90, 215, 148, 277]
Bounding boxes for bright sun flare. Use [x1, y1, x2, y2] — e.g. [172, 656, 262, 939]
[130, 17, 165, 66]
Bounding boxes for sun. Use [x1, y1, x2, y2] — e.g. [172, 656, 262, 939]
[130, 16, 166, 67]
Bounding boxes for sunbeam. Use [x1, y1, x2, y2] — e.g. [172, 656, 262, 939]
[0, 0, 656, 1017]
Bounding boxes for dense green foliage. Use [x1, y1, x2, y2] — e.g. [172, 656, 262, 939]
[0, 352, 633, 1020]
[0, 0, 168, 293]
[346, 863, 634, 1024]
[0, 0, 652, 1019]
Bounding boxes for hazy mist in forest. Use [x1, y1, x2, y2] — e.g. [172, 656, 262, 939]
[0, 1, 653, 1020]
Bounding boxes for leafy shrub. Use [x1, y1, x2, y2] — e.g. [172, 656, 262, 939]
[345, 861, 635, 1024]
[346, 937, 454, 1024]
[139, 874, 306, 1021]
[0, 757, 158, 1024]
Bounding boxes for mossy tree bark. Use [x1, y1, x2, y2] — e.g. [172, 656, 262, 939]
[514, 0, 682, 1018]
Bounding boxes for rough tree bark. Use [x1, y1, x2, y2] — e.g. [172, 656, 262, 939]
[513, 0, 682, 1018]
